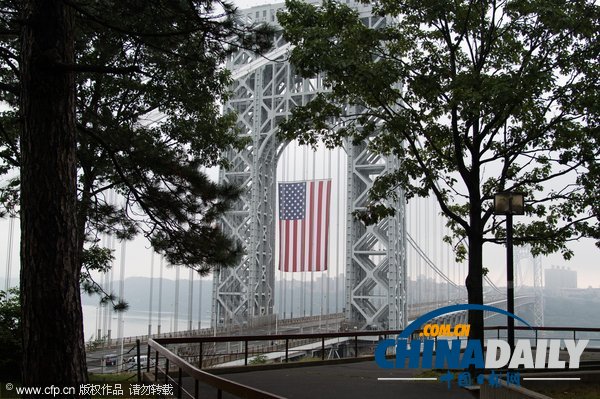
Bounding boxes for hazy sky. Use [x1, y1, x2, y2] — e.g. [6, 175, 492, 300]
[1, 0, 598, 296]
[225, 0, 600, 288]
[235, 0, 283, 8]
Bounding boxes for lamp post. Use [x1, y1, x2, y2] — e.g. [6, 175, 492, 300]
[494, 192, 525, 351]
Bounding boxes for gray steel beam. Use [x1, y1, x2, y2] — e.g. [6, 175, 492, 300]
[213, 2, 407, 331]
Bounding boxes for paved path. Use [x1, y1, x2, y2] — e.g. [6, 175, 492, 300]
[174, 349, 600, 398]
[183, 361, 475, 399]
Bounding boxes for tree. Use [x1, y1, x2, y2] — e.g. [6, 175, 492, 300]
[18, 0, 85, 387]
[0, 0, 271, 390]
[277, 0, 599, 343]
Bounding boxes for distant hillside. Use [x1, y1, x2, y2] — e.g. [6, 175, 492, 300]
[82, 274, 347, 317]
[81, 276, 214, 317]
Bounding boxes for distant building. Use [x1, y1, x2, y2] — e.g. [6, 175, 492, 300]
[544, 266, 577, 290]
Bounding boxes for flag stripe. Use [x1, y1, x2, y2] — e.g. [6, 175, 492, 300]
[279, 220, 283, 271]
[285, 220, 290, 272]
[300, 218, 305, 272]
[308, 181, 314, 270]
[292, 220, 298, 272]
[278, 179, 331, 272]
[316, 181, 323, 271]
[324, 180, 331, 270]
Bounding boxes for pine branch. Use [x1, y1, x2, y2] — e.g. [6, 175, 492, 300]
[54, 63, 141, 74]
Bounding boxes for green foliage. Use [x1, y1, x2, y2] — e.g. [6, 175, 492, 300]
[0, 288, 21, 380]
[278, 0, 599, 259]
[0, 1, 274, 305]
[249, 354, 268, 365]
[80, 245, 130, 311]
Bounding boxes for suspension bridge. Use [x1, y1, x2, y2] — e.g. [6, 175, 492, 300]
[0, 0, 547, 367]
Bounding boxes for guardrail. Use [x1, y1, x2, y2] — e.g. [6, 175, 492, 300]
[143, 326, 600, 399]
[147, 338, 286, 399]
[484, 325, 600, 347]
[150, 329, 403, 367]
[146, 329, 404, 398]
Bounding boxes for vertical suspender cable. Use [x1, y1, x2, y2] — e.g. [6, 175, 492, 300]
[323, 146, 330, 322]
[406, 202, 410, 312]
[198, 275, 203, 330]
[325, 149, 332, 315]
[188, 268, 194, 331]
[443, 215, 449, 302]
[116, 239, 126, 371]
[174, 264, 180, 333]
[101, 233, 108, 341]
[335, 148, 341, 313]
[4, 217, 15, 296]
[416, 198, 421, 305]
[406, 201, 409, 312]
[290, 142, 296, 318]
[302, 144, 307, 316]
[148, 251, 155, 337]
[431, 197, 437, 305]
[448, 224, 453, 302]
[310, 148, 316, 316]
[107, 191, 115, 343]
[157, 255, 164, 335]
[281, 147, 287, 318]
[412, 201, 415, 309]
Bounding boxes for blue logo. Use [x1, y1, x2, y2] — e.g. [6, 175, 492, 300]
[374, 304, 587, 370]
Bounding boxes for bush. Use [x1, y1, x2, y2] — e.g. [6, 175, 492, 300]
[0, 288, 21, 380]
[249, 354, 268, 365]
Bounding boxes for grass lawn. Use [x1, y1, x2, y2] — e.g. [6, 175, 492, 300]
[88, 372, 137, 383]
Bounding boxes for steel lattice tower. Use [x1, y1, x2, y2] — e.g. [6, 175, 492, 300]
[532, 254, 544, 326]
[212, 2, 407, 330]
[515, 245, 545, 326]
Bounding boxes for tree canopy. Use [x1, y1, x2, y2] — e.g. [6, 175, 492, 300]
[278, 0, 599, 340]
[0, 0, 273, 302]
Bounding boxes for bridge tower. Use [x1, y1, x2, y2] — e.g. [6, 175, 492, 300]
[532, 254, 544, 326]
[515, 245, 544, 326]
[212, 2, 407, 330]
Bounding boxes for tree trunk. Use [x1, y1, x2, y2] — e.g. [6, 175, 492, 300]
[466, 202, 484, 346]
[20, 0, 87, 392]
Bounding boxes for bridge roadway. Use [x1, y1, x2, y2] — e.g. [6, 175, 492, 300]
[87, 301, 458, 367]
[87, 313, 347, 373]
[179, 360, 474, 399]
[98, 300, 462, 350]
[92, 296, 531, 374]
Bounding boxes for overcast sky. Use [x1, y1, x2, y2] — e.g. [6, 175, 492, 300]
[2, 0, 598, 296]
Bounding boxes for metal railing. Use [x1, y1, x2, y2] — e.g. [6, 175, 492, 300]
[484, 325, 600, 348]
[146, 329, 403, 399]
[144, 325, 600, 398]
[147, 338, 287, 399]
[151, 329, 403, 366]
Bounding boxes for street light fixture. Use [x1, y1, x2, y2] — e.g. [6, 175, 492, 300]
[494, 192, 525, 216]
[493, 192, 525, 351]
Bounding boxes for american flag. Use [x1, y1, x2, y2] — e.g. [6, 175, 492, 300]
[278, 179, 332, 272]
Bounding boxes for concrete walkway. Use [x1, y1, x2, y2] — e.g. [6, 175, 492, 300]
[197, 361, 475, 399]
[177, 350, 600, 398]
